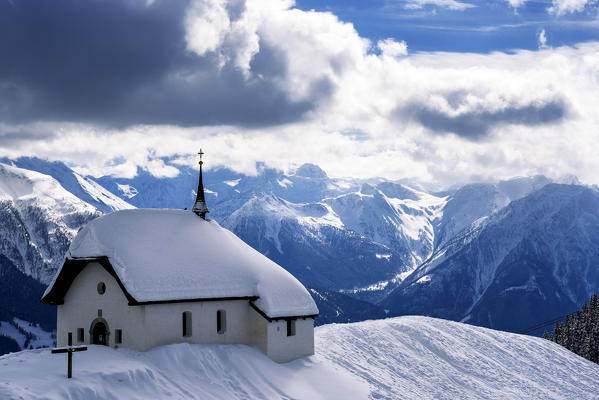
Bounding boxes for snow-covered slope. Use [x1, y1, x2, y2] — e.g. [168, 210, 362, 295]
[221, 173, 556, 302]
[0, 318, 54, 350]
[0, 163, 101, 283]
[1, 316, 597, 400]
[434, 176, 552, 249]
[222, 193, 418, 290]
[383, 184, 599, 334]
[2, 157, 134, 213]
[324, 182, 445, 268]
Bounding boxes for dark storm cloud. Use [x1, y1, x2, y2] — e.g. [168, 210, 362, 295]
[397, 95, 567, 139]
[0, 129, 54, 147]
[0, 0, 316, 127]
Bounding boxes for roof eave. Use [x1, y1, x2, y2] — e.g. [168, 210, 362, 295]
[41, 257, 319, 321]
[249, 301, 319, 322]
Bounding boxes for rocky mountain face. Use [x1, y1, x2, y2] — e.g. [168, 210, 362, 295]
[0, 163, 109, 283]
[381, 184, 599, 334]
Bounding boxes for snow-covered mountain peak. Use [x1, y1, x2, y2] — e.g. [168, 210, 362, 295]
[384, 183, 599, 334]
[376, 181, 423, 201]
[292, 163, 328, 179]
[0, 163, 103, 283]
[496, 175, 552, 201]
[359, 183, 376, 195]
[0, 163, 96, 216]
[1, 157, 133, 213]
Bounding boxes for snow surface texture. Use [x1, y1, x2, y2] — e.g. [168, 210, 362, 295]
[0, 316, 597, 400]
[50, 209, 318, 318]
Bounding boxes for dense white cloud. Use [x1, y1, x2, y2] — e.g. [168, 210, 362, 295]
[184, 0, 369, 104]
[549, 0, 594, 15]
[1, 0, 599, 188]
[184, 0, 261, 74]
[377, 39, 409, 58]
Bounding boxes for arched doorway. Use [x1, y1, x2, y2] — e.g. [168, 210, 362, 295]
[90, 318, 109, 346]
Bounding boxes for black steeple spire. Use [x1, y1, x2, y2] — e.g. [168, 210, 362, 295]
[192, 149, 209, 219]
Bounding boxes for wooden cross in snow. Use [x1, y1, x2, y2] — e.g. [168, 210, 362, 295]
[51, 345, 87, 379]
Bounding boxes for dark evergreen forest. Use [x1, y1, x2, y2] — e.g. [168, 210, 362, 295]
[544, 293, 599, 364]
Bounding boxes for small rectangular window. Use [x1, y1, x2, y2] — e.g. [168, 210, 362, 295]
[217, 310, 226, 334]
[115, 329, 122, 344]
[98, 309, 102, 317]
[287, 320, 296, 337]
[77, 328, 84, 343]
[68, 332, 73, 346]
[182, 312, 192, 337]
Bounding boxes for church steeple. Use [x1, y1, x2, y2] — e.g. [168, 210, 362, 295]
[192, 149, 209, 219]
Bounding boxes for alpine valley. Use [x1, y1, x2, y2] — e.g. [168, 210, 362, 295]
[1, 157, 598, 354]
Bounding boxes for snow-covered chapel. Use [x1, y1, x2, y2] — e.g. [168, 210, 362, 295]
[41, 152, 318, 363]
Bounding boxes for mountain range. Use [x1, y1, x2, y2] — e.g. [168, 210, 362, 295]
[0, 156, 597, 353]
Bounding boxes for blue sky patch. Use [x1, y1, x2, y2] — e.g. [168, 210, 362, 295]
[294, 0, 599, 52]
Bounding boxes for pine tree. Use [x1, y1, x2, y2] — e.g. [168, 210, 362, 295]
[544, 293, 599, 365]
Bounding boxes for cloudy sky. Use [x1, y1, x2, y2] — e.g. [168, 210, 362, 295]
[1, 0, 598, 187]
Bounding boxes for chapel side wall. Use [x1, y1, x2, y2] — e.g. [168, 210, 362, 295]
[142, 300, 252, 350]
[58, 262, 146, 350]
[249, 307, 268, 354]
[57, 262, 315, 362]
[265, 318, 315, 363]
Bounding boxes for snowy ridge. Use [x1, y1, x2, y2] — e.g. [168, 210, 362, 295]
[317, 316, 599, 399]
[383, 184, 599, 334]
[72, 174, 134, 211]
[219, 173, 552, 301]
[324, 182, 446, 269]
[2, 157, 134, 214]
[223, 194, 344, 254]
[0, 163, 101, 282]
[0, 164, 97, 216]
[1, 316, 598, 399]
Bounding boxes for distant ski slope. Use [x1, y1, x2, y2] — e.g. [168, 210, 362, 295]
[1, 316, 597, 400]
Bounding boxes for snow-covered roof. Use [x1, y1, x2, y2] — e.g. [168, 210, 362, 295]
[43, 209, 318, 319]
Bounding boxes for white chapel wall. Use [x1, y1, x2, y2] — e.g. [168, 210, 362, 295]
[249, 307, 268, 354]
[264, 318, 315, 363]
[248, 308, 315, 363]
[58, 262, 315, 363]
[142, 300, 253, 350]
[58, 262, 146, 349]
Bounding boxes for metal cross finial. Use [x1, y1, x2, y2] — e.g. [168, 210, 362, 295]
[199, 149, 204, 165]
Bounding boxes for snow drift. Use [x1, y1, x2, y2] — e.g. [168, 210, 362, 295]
[1, 316, 597, 399]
